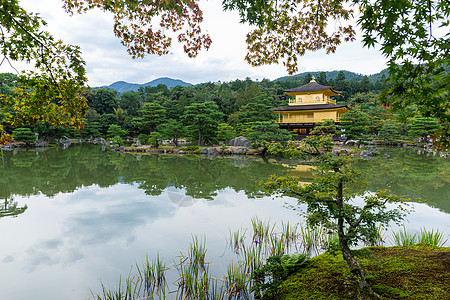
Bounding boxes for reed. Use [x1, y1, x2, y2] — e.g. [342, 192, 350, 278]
[240, 242, 263, 274]
[251, 217, 274, 246]
[188, 235, 207, 270]
[269, 233, 286, 257]
[93, 276, 137, 300]
[418, 228, 447, 246]
[136, 253, 167, 298]
[209, 278, 225, 300]
[300, 224, 324, 255]
[391, 226, 417, 246]
[281, 221, 298, 247]
[228, 228, 246, 254]
[225, 262, 250, 299]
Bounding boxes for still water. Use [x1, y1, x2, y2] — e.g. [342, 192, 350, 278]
[0, 145, 448, 299]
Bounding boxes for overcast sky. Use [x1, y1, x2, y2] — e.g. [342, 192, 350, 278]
[4, 0, 388, 87]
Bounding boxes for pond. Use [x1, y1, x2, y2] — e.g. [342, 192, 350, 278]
[0, 145, 448, 299]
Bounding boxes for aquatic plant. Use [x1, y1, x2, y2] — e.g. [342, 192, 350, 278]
[391, 226, 418, 246]
[418, 228, 447, 247]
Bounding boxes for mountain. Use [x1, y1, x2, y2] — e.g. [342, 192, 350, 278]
[275, 69, 388, 83]
[99, 77, 192, 93]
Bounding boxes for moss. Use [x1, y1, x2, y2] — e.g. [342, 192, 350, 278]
[273, 245, 450, 300]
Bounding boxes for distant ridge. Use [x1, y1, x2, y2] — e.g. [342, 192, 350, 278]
[99, 77, 192, 93]
[275, 69, 389, 83]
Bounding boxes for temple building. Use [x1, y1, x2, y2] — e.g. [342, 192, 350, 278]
[272, 77, 350, 135]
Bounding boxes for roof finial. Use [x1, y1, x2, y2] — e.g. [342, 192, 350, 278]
[310, 76, 316, 83]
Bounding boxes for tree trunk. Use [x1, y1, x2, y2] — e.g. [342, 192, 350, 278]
[337, 180, 378, 300]
[197, 119, 202, 146]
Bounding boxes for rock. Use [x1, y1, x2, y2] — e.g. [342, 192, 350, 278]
[200, 147, 219, 155]
[360, 149, 380, 157]
[345, 140, 358, 146]
[351, 153, 360, 157]
[331, 150, 339, 156]
[229, 136, 251, 147]
[35, 140, 46, 147]
[340, 149, 349, 155]
[383, 153, 391, 158]
[232, 147, 249, 154]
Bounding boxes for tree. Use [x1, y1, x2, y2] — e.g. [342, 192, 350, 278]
[12, 127, 35, 145]
[408, 116, 440, 143]
[0, 0, 211, 143]
[264, 151, 409, 299]
[223, 0, 449, 148]
[378, 120, 402, 143]
[222, 0, 355, 74]
[340, 109, 372, 143]
[85, 88, 119, 115]
[136, 102, 166, 134]
[182, 101, 223, 146]
[119, 91, 142, 117]
[160, 119, 184, 146]
[0, 1, 88, 142]
[217, 123, 236, 143]
[245, 121, 294, 148]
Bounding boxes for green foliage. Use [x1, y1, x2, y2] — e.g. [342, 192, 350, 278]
[12, 127, 35, 145]
[148, 131, 162, 147]
[266, 141, 305, 158]
[310, 119, 338, 135]
[159, 119, 184, 146]
[340, 109, 372, 142]
[179, 145, 199, 152]
[136, 102, 166, 134]
[264, 152, 411, 296]
[408, 116, 440, 142]
[378, 120, 403, 143]
[246, 121, 294, 148]
[182, 101, 223, 146]
[299, 134, 334, 154]
[252, 253, 309, 296]
[217, 123, 236, 143]
[107, 124, 127, 138]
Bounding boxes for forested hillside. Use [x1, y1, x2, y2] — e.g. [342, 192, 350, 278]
[0, 70, 441, 147]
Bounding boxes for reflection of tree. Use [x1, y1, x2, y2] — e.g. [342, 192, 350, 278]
[352, 149, 450, 213]
[3, 145, 446, 216]
[0, 145, 291, 206]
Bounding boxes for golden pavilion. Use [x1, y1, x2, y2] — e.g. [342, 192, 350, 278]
[272, 77, 350, 135]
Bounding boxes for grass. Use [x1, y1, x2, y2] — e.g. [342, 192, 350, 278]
[91, 221, 448, 300]
[274, 244, 450, 300]
[391, 226, 448, 247]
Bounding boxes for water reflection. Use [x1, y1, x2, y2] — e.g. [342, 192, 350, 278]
[0, 145, 290, 208]
[351, 148, 450, 213]
[0, 145, 448, 300]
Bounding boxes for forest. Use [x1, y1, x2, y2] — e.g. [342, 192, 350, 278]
[0, 70, 441, 148]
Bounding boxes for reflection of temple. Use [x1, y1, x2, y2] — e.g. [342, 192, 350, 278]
[272, 77, 349, 135]
[283, 164, 316, 186]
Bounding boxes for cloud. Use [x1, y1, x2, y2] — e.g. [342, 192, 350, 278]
[8, 0, 388, 87]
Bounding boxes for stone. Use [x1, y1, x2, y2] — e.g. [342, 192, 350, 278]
[360, 149, 380, 157]
[232, 147, 249, 154]
[35, 140, 45, 147]
[200, 147, 219, 155]
[340, 149, 349, 155]
[383, 153, 391, 158]
[229, 136, 251, 147]
[345, 140, 358, 146]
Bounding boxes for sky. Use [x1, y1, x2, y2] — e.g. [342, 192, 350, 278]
[3, 0, 388, 87]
